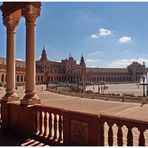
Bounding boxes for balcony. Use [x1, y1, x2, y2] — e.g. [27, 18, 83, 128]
[0, 87, 148, 146]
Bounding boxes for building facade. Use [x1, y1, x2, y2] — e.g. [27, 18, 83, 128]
[86, 62, 147, 83]
[36, 47, 86, 85]
[0, 47, 147, 86]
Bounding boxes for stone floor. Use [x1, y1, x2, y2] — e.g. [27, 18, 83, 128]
[0, 85, 148, 146]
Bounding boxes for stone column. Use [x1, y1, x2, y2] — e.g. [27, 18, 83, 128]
[2, 16, 19, 102]
[21, 5, 41, 105]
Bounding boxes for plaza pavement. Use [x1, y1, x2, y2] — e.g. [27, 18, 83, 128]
[0, 85, 148, 121]
[86, 83, 144, 96]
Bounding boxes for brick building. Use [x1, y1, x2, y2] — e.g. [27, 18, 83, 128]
[0, 47, 147, 86]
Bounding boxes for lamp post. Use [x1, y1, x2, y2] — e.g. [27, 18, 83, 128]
[142, 76, 145, 97]
[46, 72, 48, 89]
[98, 82, 100, 94]
[146, 73, 148, 96]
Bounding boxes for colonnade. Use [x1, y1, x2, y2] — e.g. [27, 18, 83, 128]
[2, 3, 41, 105]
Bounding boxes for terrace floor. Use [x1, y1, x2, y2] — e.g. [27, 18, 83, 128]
[0, 85, 148, 121]
[0, 84, 148, 146]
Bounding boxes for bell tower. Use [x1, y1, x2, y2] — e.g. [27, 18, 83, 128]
[40, 46, 48, 61]
[80, 54, 86, 68]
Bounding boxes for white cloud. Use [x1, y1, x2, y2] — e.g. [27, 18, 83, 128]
[85, 59, 100, 67]
[90, 34, 99, 39]
[108, 58, 148, 68]
[99, 28, 112, 37]
[88, 51, 102, 56]
[119, 36, 132, 44]
[90, 28, 112, 39]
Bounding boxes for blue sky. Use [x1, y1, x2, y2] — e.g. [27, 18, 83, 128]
[1, 2, 148, 68]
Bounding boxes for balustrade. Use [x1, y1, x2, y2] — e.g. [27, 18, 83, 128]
[0, 100, 1, 123]
[33, 105, 64, 145]
[100, 115, 148, 146]
[32, 105, 148, 146]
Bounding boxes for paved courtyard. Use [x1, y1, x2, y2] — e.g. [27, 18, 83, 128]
[0, 84, 148, 122]
[86, 83, 144, 96]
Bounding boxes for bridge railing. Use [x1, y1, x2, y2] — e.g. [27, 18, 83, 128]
[100, 114, 148, 146]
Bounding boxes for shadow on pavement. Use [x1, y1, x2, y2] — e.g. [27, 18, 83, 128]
[0, 127, 26, 146]
[0, 125, 47, 146]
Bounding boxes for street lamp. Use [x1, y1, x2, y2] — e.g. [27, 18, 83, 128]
[98, 82, 100, 94]
[142, 76, 145, 97]
[146, 73, 148, 96]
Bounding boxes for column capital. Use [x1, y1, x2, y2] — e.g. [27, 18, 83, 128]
[3, 15, 19, 31]
[22, 4, 40, 24]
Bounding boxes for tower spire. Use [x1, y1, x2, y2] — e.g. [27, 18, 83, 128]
[43, 45, 45, 51]
[80, 54, 85, 66]
[40, 45, 48, 61]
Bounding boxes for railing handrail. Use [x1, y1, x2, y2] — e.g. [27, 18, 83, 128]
[34, 104, 99, 118]
[34, 104, 148, 125]
[33, 104, 148, 146]
[100, 114, 148, 125]
[34, 104, 64, 114]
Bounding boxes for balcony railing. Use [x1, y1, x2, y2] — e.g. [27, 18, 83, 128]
[100, 114, 148, 146]
[33, 105, 63, 146]
[1, 101, 148, 146]
[0, 99, 1, 124]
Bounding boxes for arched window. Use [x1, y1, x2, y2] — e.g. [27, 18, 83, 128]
[21, 75, 23, 82]
[41, 76, 43, 82]
[1, 74, 4, 82]
[17, 75, 19, 82]
[38, 76, 40, 82]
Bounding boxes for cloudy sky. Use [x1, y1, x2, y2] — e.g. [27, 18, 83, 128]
[0, 2, 148, 68]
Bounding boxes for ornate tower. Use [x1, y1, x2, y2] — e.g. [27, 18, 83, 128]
[80, 54, 86, 68]
[40, 46, 47, 61]
[40, 46, 49, 73]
